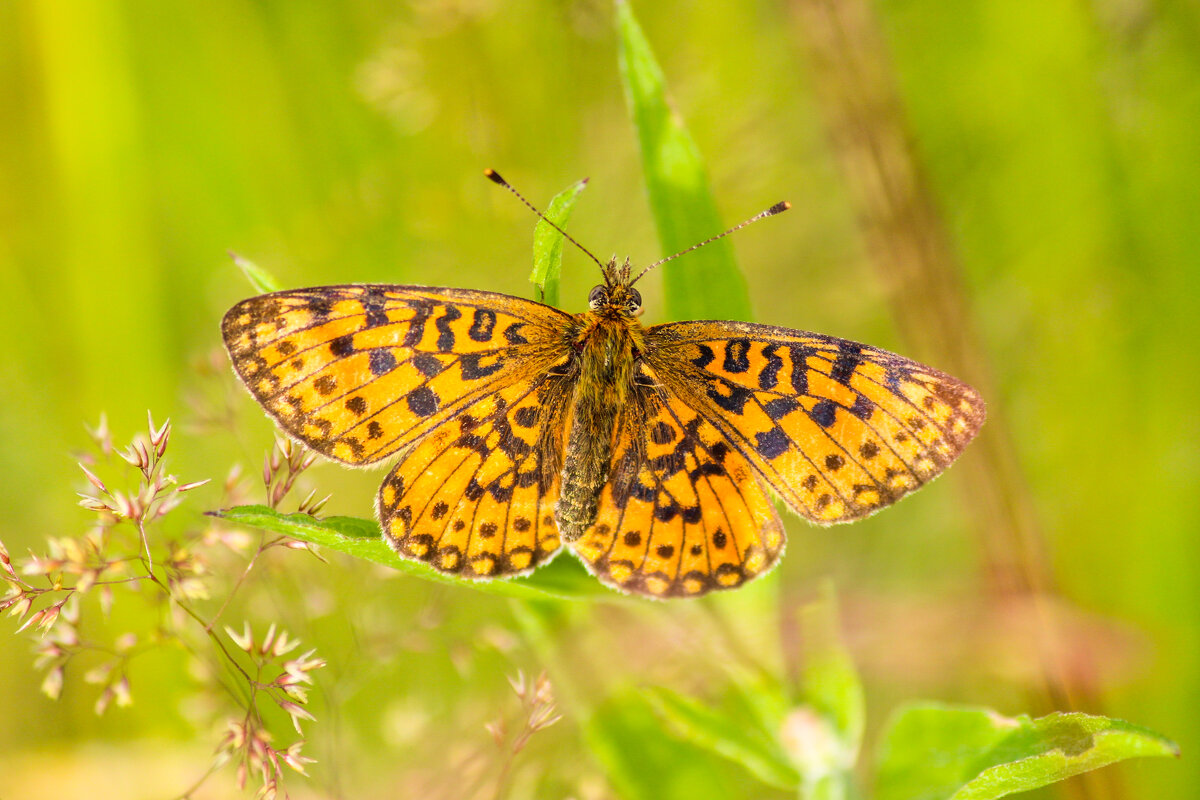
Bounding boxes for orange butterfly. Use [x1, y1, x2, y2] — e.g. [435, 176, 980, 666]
[222, 172, 984, 597]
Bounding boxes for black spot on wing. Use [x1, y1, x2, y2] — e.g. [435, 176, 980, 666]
[789, 344, 813, 395]
[513, 406, 538, 428]
[503, 322, 528, 345]
[650, 421, 676, 444]
[654, 504, 678, 522]
[810, 399, 837, 428]
[468, 308, 496, 342]
[412, 353, 442, 378]
[764, 397, 799, 421]
[758, 345, 783, 390]
[850, 394, 874, 420]
[435, 306, 462, 351]
[722, 338, 750, 373]
[369, 349, 398, 376]
[402, 301, 433, 348]
[407, 386, 439, 416]
[691, 343, 715, 369]
[755, 428, 790, 459]
[707, 380, 753, 414]
[831, 342, 862, 386]
[363, 289, 389, 328]
[330, 334, 355, 357]
[308, 297, 334, 320]
[460, 353, 504, 380]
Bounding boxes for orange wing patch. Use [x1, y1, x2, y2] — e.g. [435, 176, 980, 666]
[573, 391, 784, 597]
[379, 377, 566, 579]
[647, 321, 985, 524]
[222, 285, 570, 465]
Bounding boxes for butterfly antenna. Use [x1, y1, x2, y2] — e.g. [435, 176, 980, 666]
[484, 169, 605, 272]
[629, 201, 792, 287]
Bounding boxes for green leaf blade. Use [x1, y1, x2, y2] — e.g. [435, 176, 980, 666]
[530, 178, 588, 307]
[615, 0, 752, 321]
[228, 252, 282, 294]
[212, 505, 608, 601]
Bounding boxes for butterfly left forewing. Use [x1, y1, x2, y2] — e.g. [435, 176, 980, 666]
[573, 389, 784, 597]
[222, 285, 571, 465]
[644, 320, 985, 524]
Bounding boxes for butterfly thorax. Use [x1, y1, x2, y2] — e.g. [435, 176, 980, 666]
[555, 276, 647, 542]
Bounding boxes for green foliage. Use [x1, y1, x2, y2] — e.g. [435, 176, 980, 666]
[639, 591, 1177, 800]
[530, 178, 589, 307]
[875, 705, 1180, 800]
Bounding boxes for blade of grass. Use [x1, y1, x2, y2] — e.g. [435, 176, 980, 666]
[531, 178, 588, 307]
[211, 505, 607, 601]
[616, 0, 751, 321]
[228, 251, 282, 294]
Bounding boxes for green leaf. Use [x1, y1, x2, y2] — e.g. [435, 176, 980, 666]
[875, 704, 1180, 800]
[530, 178, 588, 307]
[228, 251, 282, 294]
[211, 505, 607, 601]
[643, 686, 801, 790]
[585, 691, 758, 800]
[615, 0, 752, 321]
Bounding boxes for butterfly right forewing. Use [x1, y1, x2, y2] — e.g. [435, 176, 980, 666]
[644, 320, 985, 524]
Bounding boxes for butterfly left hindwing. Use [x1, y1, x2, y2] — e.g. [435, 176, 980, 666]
[378, 373, 568, 579]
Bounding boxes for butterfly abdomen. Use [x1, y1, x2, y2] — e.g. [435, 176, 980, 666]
[555, 314, 643, 541]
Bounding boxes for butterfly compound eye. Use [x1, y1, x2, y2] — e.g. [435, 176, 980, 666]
[588, 285, 608, 310]
[627, 288, 642, 316]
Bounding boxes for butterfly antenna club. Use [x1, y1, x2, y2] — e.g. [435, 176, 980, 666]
[629, 200, 791, 287]
[484, 169, 604, 271]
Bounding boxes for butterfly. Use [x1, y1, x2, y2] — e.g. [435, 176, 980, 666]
[222, 172, 985, 598]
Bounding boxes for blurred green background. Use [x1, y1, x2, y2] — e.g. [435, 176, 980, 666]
[1, 0, 1196, 798]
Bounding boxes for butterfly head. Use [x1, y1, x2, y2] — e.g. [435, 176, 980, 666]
[590, 257, 643, 318]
